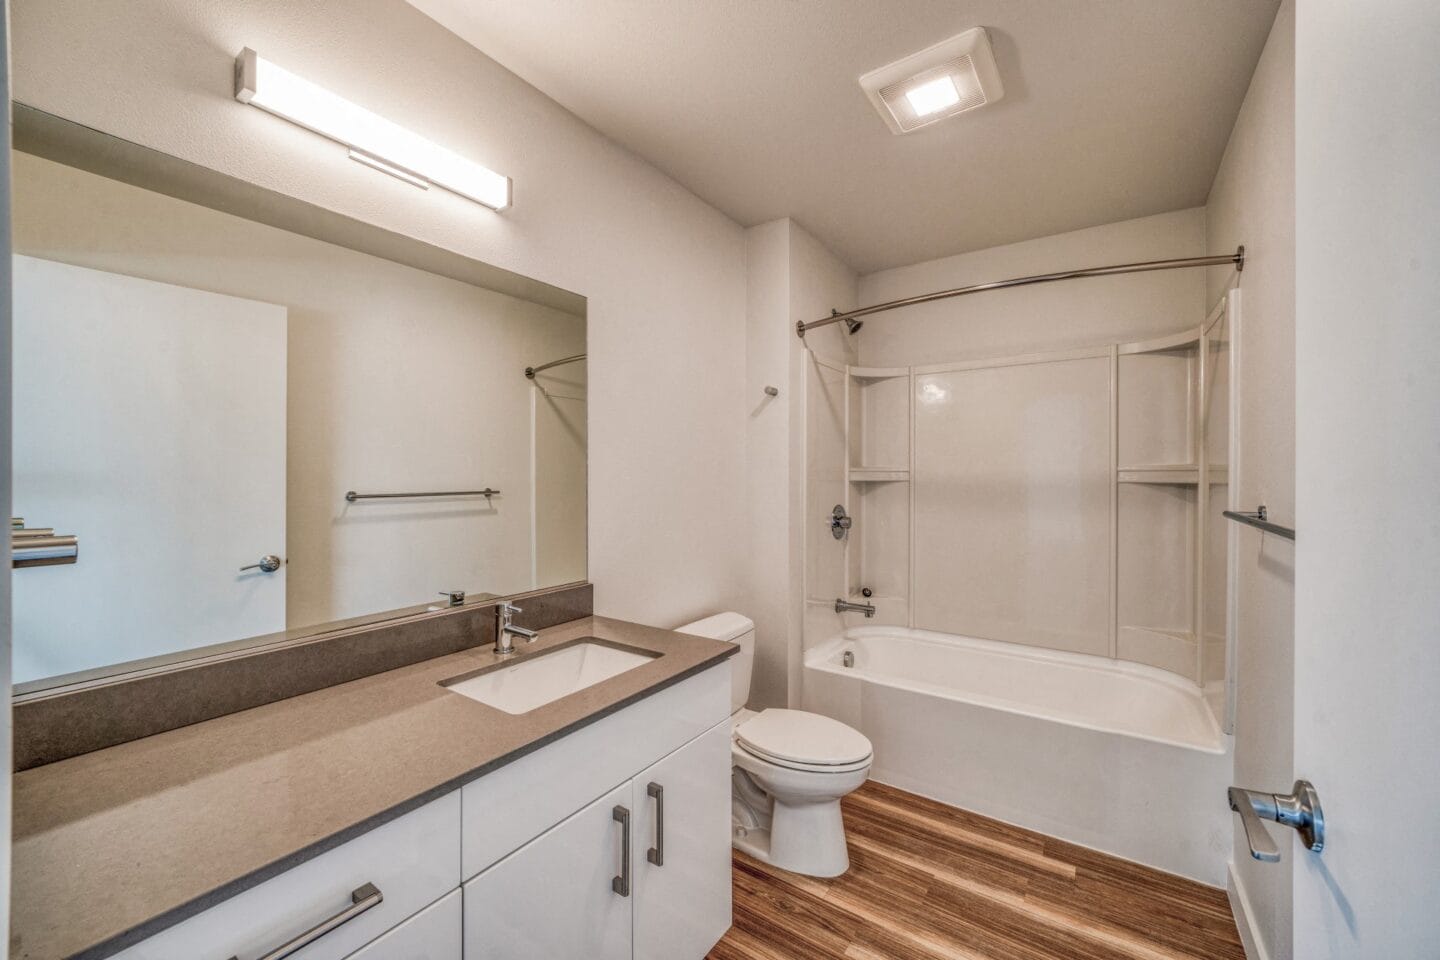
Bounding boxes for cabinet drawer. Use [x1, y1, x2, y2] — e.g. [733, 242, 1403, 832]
[113, 791, 460, 960]
[461, 661, 729, 878]
[344, 890, 460, 960]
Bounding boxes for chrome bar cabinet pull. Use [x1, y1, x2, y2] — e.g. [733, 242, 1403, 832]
[612, 805, 632, 896]
[646, 782, 665, 866]
[225, 881, 382, 960]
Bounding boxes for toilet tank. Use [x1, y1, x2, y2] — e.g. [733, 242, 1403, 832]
[675, 612, 754, 714]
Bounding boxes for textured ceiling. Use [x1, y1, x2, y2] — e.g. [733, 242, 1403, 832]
[408, 0, 1280, 273]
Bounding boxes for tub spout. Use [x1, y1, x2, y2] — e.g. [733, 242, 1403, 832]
[835, 598, 876, 618]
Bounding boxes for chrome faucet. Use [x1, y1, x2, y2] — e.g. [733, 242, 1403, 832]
[834, 598, 876, 618]
[493, 601, 539, 654]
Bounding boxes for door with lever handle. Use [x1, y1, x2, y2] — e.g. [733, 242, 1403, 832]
[1228, 779, 1324, 862]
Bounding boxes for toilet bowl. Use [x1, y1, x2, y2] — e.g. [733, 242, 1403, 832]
[677, 613, 872, 877]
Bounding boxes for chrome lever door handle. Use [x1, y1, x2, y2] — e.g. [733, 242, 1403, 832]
[646, 782, 664, 866]
[1228, 787, 1281, 862]
[1228, 779, 1325, 862]
[225, 882, 382, 960]
[240, 555, 282, 573]
[612, 805, 632, 896]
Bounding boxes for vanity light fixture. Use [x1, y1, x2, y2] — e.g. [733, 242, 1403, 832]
[859, 27, 1004, 135]
[234, 48, 511, 210]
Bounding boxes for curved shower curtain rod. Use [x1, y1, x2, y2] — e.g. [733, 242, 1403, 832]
[524, 352, 586, 379]
[796, 246, 1245, 339]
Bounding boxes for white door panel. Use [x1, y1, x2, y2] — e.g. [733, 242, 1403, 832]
[12, 255, 287, 681]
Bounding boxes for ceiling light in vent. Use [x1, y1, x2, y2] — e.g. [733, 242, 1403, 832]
[860, 27, 1004, 135]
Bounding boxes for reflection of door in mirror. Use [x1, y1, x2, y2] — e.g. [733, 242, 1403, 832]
[532, 360, 587, 587]
[12, 255, 288, 683]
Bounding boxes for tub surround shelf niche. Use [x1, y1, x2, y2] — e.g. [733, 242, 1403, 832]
[847, 467, 909, 482]
[847, 366, 909, 380]
[1117, 464, 1230, 485]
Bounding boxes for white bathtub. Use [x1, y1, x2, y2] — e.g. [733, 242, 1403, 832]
[804, 626, 1234, 884]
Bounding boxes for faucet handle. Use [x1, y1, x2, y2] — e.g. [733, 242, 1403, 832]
[498, 601, 523, 616]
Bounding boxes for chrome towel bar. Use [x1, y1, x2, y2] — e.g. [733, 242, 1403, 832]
[1223, 504, 1296, 541]
[345, 488, 499, 502]
[11, 518, 79, 568]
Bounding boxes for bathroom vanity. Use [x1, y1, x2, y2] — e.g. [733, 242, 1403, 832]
[9, 617, 736, 960]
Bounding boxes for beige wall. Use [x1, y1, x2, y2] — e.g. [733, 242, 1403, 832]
[10, 0, 748, 630]
[744, 218, 856, 710]
[1203, 2, 1295, 956]
[857, 208, 1207, 367]
[12, 152, 586, 631]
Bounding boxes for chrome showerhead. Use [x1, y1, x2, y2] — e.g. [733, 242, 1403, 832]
[844, 318, 864, 335]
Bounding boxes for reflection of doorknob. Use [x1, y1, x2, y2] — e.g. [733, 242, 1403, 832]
[240, 555, 283, 573]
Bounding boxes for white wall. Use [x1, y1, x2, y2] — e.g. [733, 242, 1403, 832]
[1203, 2, 1295, 956]
[857, 208, 1207, 367]
[744, 218, 856, 709]
[12, 153, 586, 633]
[10, 0, 748, 629]
[1293, 1, 1440, 956]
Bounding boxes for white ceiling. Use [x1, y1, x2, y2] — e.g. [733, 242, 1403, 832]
[408, 1, 1280, 274]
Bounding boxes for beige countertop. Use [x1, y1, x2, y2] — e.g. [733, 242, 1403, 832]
[9, 616, 735, 960]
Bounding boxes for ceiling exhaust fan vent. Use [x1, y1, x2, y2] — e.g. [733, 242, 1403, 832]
[860, 27, 1004, 135]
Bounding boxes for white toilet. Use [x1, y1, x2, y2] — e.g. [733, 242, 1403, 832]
[677, 612, 872, 877]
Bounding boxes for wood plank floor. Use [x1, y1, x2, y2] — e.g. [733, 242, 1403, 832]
[707, 781, 1245, 960]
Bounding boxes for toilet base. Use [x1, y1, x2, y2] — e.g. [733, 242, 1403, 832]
[734, 797, 851, 877]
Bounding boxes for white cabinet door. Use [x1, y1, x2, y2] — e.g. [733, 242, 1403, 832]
[344, 890, 460, 960]
[463, 781, 632, 960]
[632, 720, 734, 960]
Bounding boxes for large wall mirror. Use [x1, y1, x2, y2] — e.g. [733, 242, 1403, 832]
[11, 106, 588, 691]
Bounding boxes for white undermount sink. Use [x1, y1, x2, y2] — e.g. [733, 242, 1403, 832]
[443, 639, 658, 715]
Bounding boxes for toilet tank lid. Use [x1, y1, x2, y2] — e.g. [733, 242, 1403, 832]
[675, 611, 753, 642]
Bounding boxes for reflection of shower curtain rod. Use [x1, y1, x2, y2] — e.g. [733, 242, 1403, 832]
[797, 247, 1245, 339]
[524, 353, 586, 379]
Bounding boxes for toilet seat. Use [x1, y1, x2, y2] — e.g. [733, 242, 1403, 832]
[734, 708, 872, 774]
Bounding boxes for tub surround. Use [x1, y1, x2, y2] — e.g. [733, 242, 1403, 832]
[9, 616, 736, 960]
[12, 582, 593, 771]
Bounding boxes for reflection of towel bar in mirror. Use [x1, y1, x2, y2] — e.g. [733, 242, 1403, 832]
[345, 489, 500, 502]
[524, 352, 586, 379]
[11, 518, 79, 567]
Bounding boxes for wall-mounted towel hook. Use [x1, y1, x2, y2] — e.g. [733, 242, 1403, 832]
[763, 386, 779, 397]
